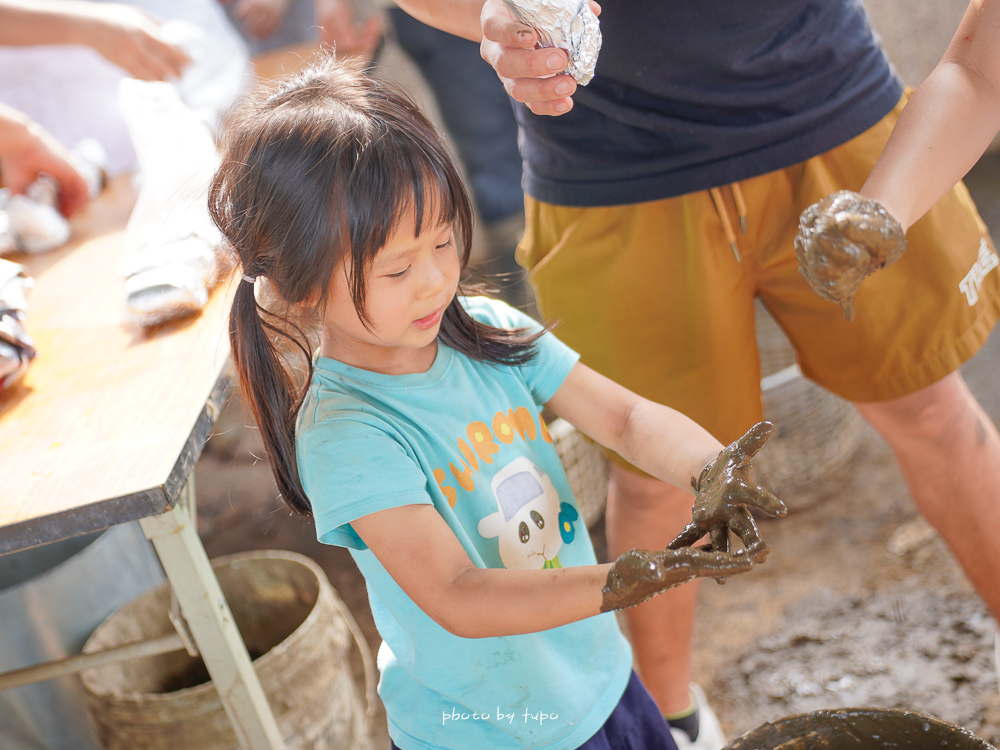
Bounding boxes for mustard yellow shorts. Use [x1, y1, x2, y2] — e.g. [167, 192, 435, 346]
[519, 92, 1000, 461]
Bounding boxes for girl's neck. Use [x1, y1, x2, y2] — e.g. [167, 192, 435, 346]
[319, 333, 440, 376]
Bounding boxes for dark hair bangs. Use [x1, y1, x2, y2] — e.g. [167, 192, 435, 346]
[343, 111, 474, 327]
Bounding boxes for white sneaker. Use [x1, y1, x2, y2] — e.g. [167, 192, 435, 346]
[668, 683, 727, 750]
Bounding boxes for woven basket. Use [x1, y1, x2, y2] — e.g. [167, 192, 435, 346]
[549, 417, 609, 529]
[752, 299, 869, 506]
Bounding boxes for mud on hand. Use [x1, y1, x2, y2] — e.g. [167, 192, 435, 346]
[600, 546, 756, 612]
[667, 421, 787, 580]
[793, 190, 907, 321]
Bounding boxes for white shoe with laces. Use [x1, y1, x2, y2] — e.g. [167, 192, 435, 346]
[667, 683, 727, 750]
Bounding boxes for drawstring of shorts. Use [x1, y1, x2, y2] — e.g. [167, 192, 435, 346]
[709, 182, 748, 262]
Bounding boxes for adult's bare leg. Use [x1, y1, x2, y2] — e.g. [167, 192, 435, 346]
[854, 371, 1000, 620]
[605, 463, 700, 714]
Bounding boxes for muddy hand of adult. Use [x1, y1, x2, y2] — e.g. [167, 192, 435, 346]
[600, 546, 754, 612]
[479, 0, 599, 116]
[77, 3, 191, 81]
[794, 190, 907, 321]
[668, 421, 787, 573]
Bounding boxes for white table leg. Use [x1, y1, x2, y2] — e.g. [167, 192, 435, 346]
[139, 478, 286, 750]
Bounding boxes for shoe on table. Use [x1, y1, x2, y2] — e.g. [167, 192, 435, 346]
[666, 683, 727, 750]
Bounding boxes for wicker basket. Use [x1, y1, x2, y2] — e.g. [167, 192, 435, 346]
[752, 299, 869, 506]
[549, 417, 609, 529]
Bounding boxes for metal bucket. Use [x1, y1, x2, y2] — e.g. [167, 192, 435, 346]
[0, 522, 166, 750]
[80, 549, 375, 750]
[724, 708, 996, 749]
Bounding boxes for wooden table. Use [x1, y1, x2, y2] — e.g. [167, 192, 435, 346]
[0, 175, 286, 749]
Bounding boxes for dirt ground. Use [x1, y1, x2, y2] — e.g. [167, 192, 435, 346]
[193, 154, 1000, 748]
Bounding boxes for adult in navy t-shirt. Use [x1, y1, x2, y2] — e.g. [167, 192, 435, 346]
[514, 0, 902, 205]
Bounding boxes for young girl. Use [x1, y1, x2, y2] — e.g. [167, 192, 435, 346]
[209, 57, 786, 750]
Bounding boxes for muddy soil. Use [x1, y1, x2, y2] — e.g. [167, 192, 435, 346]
[193, 155, 1000, 748]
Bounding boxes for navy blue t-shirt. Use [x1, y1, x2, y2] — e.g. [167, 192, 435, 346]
[516, 0, 903, 206]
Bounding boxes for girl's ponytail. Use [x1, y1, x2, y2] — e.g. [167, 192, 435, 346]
[229, 279, 313, 516]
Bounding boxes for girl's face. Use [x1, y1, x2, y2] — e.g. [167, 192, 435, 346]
[319, 211, 461, 375]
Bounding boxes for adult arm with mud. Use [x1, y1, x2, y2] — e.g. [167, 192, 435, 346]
[350, 362, 786, 638]
[794, 0, 1000, 318]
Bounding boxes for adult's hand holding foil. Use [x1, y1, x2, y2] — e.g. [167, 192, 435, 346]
[794, 190, 907, 321]
[601, 546, 754, 612]
[480, 0, 600, 117]
[499, 0, 600, 84]
[668, 421, 787, 566]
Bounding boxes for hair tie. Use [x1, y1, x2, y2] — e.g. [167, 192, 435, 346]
[242, 274, 257, 284]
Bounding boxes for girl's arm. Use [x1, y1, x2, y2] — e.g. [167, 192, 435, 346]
[351, 502, 751, 639]
[351, 362, 780, 639]
[546, 363, 722, 493]
[546, 362, 786, 553]
[861, 0, 1000, 231]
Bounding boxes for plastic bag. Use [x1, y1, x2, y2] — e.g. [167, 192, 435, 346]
[117, 79, 221, 327]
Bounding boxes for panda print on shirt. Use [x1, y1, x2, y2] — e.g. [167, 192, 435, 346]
[478, 457, 580, 570]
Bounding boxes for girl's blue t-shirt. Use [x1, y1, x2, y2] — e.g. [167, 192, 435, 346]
[296, 297, 632, 750]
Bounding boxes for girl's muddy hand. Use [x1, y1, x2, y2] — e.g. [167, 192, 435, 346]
[600, 546, 755, 612]
[668, 421, 786, 564]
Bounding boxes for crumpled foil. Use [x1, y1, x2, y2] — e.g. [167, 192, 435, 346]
[502, 0, 601, 85]
[4, 179, 71, 255]
[0, 258, 37, 392]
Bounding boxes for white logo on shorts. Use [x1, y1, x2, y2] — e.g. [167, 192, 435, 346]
[959, 239, 999, 306]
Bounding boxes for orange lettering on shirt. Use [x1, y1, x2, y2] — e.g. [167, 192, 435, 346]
[450, 461, 476, 492]
[493, 411, 516, 444]
[539, 413, 553, 444]
[467, 421, 499, 464]
[509, 406, 537, 441]
[433, 467, 458, 508]
[458, 438, 479, 473]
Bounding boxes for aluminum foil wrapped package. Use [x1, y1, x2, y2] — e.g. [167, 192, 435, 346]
[3, 180, 70, 255]
[0, 140, 106, 258]
[502, 0, 601, 85]
[0, 258, 37, 392]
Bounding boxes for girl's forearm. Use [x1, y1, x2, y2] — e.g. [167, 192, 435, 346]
[435, 563, 612, 638]
[610, 400, 722, 494]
